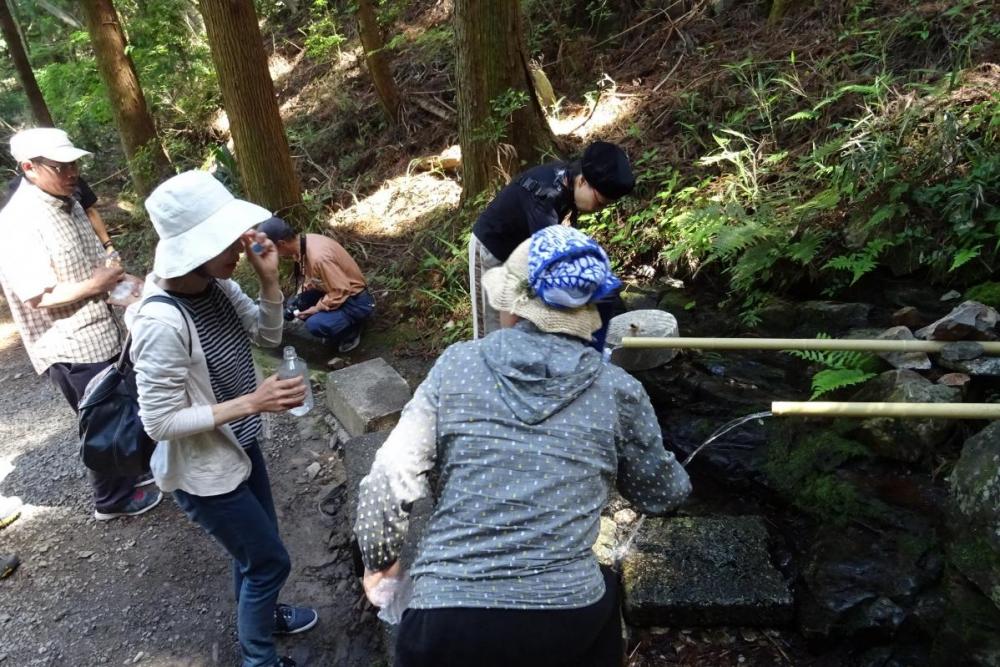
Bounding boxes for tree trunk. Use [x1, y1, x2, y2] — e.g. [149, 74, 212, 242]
[355, 0, 399, 123]
[454, 0, 554, 201]
[80, 0, 171, 197]
[198, 0, 303, 223]
[0, 0, 53, 126]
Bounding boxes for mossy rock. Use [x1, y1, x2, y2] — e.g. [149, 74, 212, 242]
[965, 281, 1000, 310]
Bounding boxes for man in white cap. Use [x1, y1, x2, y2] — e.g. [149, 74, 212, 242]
[0, 127, 160, 520]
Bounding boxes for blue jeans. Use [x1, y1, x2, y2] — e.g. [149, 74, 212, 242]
[297, 289, 375, 346]
[174, 443, 290, 667]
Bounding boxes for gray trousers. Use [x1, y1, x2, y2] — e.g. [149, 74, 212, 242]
[469, 235, 502, 339]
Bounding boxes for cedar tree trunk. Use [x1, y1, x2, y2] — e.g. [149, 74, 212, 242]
[0, 0, 53, 126]
[80, 0, 171, 197]
[355, 0, 400, 123]
[454, 0, 554, 201]
[198, 0, 303, 223]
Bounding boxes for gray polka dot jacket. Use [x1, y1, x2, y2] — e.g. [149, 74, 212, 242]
[355, 320, 691, 610]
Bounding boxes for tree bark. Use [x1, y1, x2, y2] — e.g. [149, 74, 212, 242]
[80, 0, 171, 197]
[0, 0, 54, 126]
[355, 0, 399, 123]
[454, 0, 554, 202]
[198, 0, 303, 223]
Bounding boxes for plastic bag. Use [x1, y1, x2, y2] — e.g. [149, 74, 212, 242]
[368, 569, 413, 625]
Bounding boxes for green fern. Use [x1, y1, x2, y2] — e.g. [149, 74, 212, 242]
[786, 334, 878, 398]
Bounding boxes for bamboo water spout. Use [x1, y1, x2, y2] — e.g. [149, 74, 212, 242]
[772, 401, 1000, 419]
[619, 337, 1000, 354]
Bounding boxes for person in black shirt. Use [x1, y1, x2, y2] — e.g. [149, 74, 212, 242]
[469, 141, 635, 341]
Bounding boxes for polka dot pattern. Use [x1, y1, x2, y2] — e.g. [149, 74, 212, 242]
[354, 320, 691, 610]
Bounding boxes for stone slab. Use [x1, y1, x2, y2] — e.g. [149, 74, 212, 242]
[622, 515, 793, 627]
[326, 358, 411, 437]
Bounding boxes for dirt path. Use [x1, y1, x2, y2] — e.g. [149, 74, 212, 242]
[0, 312, 384, 666]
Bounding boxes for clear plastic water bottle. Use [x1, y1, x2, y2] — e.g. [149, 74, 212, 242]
[278, 346, 313, 416]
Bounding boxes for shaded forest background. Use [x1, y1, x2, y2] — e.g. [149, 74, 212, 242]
[0, 0, 997, 351]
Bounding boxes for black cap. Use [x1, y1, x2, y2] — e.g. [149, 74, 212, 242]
[256, 216, 295, 242]
[581, 141, 635, 200]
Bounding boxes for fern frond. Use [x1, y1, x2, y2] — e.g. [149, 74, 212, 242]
[810, 368, 877, 399]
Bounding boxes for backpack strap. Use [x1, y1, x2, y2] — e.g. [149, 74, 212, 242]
[140, 294, 193, 357]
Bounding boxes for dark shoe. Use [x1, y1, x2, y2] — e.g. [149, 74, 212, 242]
[276, 658, 297, 667]
[134, 471, 155, 488]
[93, 489, 162, 521]
[337, 333, 361, 354]
[274, 603, 318, 635]
[0, 553, 19, 579]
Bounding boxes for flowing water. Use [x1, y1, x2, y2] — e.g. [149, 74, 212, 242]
[613, 410, 773, 566]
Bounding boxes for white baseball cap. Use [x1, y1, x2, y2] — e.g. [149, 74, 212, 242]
[146, 170, 271, 279]
[9, 127, 93, 164]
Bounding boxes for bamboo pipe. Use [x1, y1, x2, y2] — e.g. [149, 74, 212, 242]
[772, 401, 1000, 419]
[619, 337, 1000, 354]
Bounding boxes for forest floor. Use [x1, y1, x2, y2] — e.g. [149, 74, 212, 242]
[0, 305, 386, 667]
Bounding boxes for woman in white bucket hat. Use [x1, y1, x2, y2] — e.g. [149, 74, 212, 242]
[128, 171, 316, 667]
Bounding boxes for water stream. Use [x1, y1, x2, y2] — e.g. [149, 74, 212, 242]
[613, 410, 773, 566]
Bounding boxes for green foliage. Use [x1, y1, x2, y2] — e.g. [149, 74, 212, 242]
[304, 0, 347, 59]
[578, 1, 1000, 323]
[786, 334, 879, 399]
[472, 89, 530, 144]
[965, 282, 1000, 309]
[764, 425, 879, 525]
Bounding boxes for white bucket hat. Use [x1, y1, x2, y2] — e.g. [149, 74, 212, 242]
[145, 170, 271, 279]
[10, 128, 92, 164]
[483, 228, 618, 342]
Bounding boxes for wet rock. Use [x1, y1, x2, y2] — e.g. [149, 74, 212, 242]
[592, 516, 617, 567]
[620, 287, 660, 312]
[622, 516, 793, 627]
[607, 310, 680, 371]
[938, 356, 1000, 377]
[949, 421, 1000, 606]
[758, 300, 872, 336]
[876, 326, 932, 371]
[939, 341, 985, 362]
[849, 370, 960, 463]
[891, 306, 929, 330]
[915, 301, 998, 341]
[798, 523, 942, 643]
[937, 373, 971, 389]
[931, 572, 1000, 666]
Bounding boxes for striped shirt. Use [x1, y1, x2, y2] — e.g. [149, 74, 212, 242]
[0, 180, 120, 374]
[167, 281, 260, 447]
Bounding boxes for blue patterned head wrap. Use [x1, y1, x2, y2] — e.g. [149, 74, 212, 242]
[527, 226, 621, 309]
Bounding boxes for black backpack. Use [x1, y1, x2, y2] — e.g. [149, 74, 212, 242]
[78, 295, 191, 476]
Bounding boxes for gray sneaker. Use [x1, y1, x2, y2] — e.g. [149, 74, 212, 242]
[337, 333, 361, 354]
[93, 489, 162, 521]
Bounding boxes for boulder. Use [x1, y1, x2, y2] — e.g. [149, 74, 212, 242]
[950, 421, 1000, 607]
[606, 309, 680, 371]
[849, 370, 960, 462]
[798, 523, 942, 642]
[876, 326, 932, 371]
[892, 306, 930, 330]
[939, 356, 1000, 377]
[937, 373, 971, 389]
[757, 300, 872, 336]
[916, 301, 999, 341]
[621, 515, 793, 627]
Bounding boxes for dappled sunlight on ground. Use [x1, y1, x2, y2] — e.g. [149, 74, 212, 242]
[550, 91, 640, 141]
[326, 171, 461, 236]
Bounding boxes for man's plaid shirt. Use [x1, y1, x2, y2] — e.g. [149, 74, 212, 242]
[0, 180, 121, 374]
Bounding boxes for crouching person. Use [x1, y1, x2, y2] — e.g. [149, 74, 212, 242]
[129, 172, 317, 667]
[355, 225, 692, 667]
[257, 216, 374, 354]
